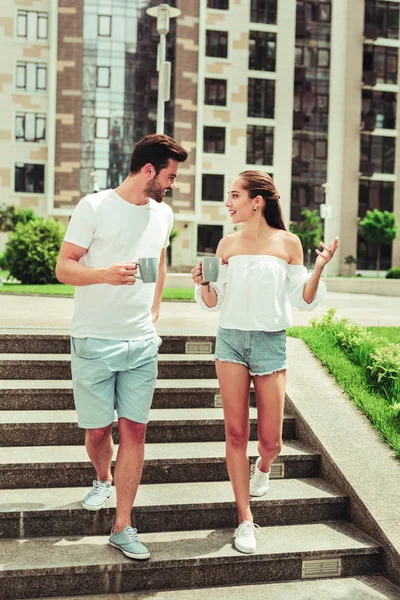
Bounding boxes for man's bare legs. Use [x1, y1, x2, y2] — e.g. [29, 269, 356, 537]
[113, 417, 147, 532]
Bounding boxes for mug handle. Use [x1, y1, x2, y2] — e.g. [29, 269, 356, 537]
[135, 262, 142, 280]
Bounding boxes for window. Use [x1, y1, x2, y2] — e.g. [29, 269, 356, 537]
[95, 118, 109, 138]
[197, 224, 223, 254]
[15, 163, 45, 194]
[362, 90, 396, 130]
[317, 49, 330, 68]
[360, 135, 396, 174]
[248, 78, 275, 118]
[315, 139, 327, 159]
[15, 113, 46, 142]
[249, 31, 276, 71]
[16, 10, 48, 42]
[203, 126, 226, 154]
[98, 15, 112, 37]
[202, 174, 225, 201]
[250, 0, 277, 24]
[96, 66, 111, 88]
[204, 78, 227, 106]
[358, 181, 394, 219]
[206, 30, 228, 58]
[16, 62, 47, 92]
[318, 3, 331, 22]
[365, 0, 400, 40]
[363, 45, 398, 84]
[246, 125, 274, 165]
[207, 0, 229, 9]
[295, 46, 304, 65]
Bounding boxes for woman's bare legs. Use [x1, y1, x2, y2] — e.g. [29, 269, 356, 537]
[253, 370, 286, 474]
[216, 360, 252, 523]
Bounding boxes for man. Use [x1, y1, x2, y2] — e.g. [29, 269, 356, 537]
[56, 134, 188, 560]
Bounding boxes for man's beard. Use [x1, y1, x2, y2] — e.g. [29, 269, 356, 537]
[144, 176, 169, 204]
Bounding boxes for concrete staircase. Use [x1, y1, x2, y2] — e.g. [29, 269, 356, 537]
[0, 333, 399, 599]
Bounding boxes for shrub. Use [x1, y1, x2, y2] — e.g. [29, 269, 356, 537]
[5, 218, 65, 284]
[386, 267, 400, 279]
[310, 308, 341, 331]
[367, 343, 400, 402]
[0, 252, 7, 270]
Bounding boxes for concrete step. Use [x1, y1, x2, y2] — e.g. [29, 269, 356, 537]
[18, 576, 400, 600]
[0, 478, 347, 538]
[0, 522, 382, 599]
[0, 353, 217, 380]
[0, 439, 314, 488]
[0, 334, 216, 355]
[0, 408, 296, 446]
[0, 379, 256, 410]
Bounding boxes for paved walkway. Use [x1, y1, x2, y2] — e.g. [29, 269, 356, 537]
[0, 291, 399, 333]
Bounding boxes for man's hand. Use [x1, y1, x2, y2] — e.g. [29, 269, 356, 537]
[102, 262, 138, 285]
[151, 306, 160, 322]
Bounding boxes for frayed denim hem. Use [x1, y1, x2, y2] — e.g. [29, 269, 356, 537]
[215, 356, 248, 368]
[250, 366, 287, 377]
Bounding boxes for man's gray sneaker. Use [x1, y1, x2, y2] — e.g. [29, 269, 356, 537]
[82, 480, 112, 511]
[109, 526, 150, 560]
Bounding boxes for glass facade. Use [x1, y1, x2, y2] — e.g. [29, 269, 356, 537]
[291, 0, 331, 221]
[80, 0, 176, 194]
[364, 0, 400, 40]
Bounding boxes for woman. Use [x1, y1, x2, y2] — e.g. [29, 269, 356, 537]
[191, 171, 338, 555]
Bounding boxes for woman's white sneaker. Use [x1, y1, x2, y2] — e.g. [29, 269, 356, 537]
[234, 520, 259, 554]
[250, 457, 270, 497]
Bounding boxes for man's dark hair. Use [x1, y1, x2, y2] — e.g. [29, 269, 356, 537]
[129, 134, 188, 175]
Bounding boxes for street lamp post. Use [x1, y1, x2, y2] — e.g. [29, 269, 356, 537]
[146, 3, 181, 134]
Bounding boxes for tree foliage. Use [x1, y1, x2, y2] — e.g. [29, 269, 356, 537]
[289, 209, 322, 266]
[359, 210, 398, 273]
[0, 204, 39, 232]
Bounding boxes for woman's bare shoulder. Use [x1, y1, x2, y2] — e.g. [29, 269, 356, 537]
[216, 231, 240, 259]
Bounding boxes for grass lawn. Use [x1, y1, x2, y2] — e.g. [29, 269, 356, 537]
[0, 274, 194, 300]
[288, 326, 400, 457]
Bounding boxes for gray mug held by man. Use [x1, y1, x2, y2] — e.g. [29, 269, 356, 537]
[202, 256, 221, 283]
[135, 257, 159, 283]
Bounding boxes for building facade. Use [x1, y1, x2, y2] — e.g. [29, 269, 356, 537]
[1, 0, 399, 274]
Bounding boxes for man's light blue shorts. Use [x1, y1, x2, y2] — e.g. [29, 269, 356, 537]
[71, 336, 162, 429]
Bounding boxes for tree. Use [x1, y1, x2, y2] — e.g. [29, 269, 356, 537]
[0, 204, 39, 232]
[359, 209, 398, 275]
[289, 208, 322, 267]
[167, 228, 179, 267]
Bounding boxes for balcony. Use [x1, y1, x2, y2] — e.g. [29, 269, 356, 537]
[363, 71, 377, 87]
[295, 20, 308, 38]
[360, 161, 375, 177]
[364, 24, 379, 40]
[361, 112, 376, 132]
[293, 112, 305, 129]
[294, 66, 306, 83]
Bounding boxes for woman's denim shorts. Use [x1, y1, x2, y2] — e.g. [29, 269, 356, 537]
[215, 327, 287, 377]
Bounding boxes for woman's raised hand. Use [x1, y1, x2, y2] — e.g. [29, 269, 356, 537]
[315, 236, 339, 269]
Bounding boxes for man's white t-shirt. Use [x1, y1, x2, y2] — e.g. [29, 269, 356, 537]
[64, 189, 173, 340]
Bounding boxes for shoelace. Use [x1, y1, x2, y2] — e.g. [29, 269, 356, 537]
[90, 480, 110, 495]
[237, 522, 260, 537]
[124, 526, 140, 542]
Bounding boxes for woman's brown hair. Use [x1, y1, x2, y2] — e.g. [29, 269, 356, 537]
[239, 170, 286, 231]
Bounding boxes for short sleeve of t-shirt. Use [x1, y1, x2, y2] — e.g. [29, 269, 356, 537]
[64, 198, 96, 249]
[163, 207, 174, 249]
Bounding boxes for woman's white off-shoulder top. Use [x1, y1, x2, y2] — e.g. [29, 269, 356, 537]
[195, 255, 326, 331]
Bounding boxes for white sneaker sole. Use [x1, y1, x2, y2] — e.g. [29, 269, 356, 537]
[109, 541, 150, 560]
[234, 539, 256, 554]
[249, 487, 269, 497]
[81, 494, 112, 511]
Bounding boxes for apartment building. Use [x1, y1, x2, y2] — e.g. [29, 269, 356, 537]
[0, 0, 399, 274]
